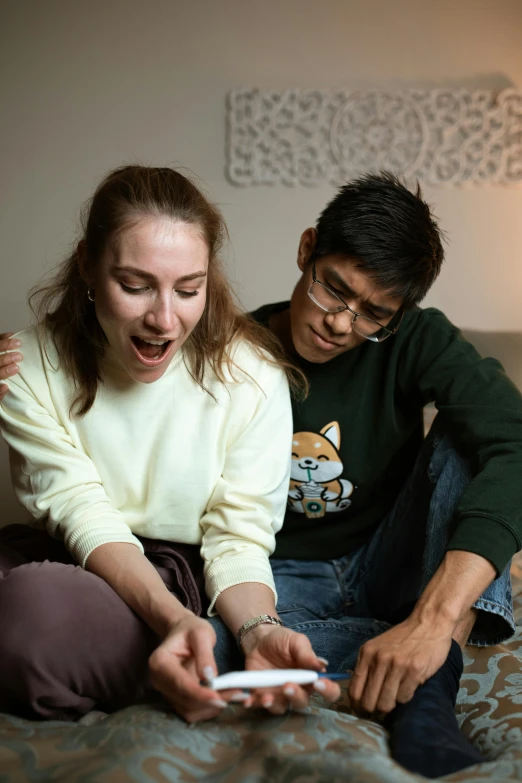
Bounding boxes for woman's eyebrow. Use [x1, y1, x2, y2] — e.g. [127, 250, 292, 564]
[112, 266, 207, 283]
[176, 271, 207, 283]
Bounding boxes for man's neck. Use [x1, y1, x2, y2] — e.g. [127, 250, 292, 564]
[268, 307, 297, 359]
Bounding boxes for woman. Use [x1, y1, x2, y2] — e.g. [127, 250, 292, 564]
[0, 165, 340, 723]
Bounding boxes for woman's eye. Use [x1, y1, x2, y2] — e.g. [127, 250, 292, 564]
[120, 283, 148, 294]
[176, 290, 199, 299]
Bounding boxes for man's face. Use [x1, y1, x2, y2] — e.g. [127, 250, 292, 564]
[289, 229, 404, 364]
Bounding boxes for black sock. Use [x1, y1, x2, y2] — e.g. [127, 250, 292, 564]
[384, 640, 484, 778]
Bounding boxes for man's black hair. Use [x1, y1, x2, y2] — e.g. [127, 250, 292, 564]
[313, 171, 445, 307]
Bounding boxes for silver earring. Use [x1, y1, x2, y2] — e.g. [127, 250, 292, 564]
[87, 288, 95, 302]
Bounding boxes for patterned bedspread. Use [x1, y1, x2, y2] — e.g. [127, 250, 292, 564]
[2, 558, 522, 782]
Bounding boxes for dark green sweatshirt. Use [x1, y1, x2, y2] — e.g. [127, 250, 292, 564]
[252, 302, 522, 575]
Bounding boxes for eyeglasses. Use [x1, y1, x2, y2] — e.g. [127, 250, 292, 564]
[307, 261, 404, 343]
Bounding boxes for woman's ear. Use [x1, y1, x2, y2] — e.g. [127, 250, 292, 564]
[77, 241, 92, 286]
[297, 228, 317, 272]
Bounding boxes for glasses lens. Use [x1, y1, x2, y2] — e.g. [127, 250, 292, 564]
[309, 278, 398, 343]
[353, 322, 390, 342]
[352, 317, 384, 339]
[309, 282, 346, 313]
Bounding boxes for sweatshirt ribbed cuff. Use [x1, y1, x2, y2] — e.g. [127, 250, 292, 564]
[448, 515, 520, 576]
[66, 519, 144, 567]
[205, 556, 277, 616]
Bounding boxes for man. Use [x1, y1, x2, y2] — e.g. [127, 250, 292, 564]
[250, 172, 522, 777]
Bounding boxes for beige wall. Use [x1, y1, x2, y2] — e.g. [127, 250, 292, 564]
[1, 0, 522, 523]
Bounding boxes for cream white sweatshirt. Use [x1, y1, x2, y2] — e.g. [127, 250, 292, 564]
[0, 327, 293, 613]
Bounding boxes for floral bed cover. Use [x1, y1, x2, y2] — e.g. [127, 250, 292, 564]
[2, 557, 522, 782]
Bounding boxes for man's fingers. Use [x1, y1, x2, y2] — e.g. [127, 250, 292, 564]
[395, 660, 427, 706]
[0, 332, 15, 342]
[357, 656, 390, 714]
[371, 660, 407, 713]
[0, 363, 20, 379]
[0, 351, 22, 363]
[349, 649, 370, 704]
[0, 341, 22, 385]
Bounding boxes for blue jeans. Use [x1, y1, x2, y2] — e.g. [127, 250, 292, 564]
[211, 419, 515, 673]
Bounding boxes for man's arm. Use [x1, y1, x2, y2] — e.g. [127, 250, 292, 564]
[349, 549, 496, 714]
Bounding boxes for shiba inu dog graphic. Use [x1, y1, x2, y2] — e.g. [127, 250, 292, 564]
[289, 421, 354, 518]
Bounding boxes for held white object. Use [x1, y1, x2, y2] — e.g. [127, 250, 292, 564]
[210, 669, 321, 691]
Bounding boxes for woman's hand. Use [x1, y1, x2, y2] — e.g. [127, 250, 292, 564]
[0, 332, 22, 401]
[148, 613, 231, 723]
[241, 625, 341, 713]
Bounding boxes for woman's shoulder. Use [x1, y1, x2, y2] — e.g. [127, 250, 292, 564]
[223, 336, 288, 393]
[12, 325, 63, 382]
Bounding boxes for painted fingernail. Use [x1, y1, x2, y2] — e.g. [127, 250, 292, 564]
[283, 686, 295, 697]
[313, 680, 327, 692]
[229, 692, 250, 703]
[209, 699, 227, 709]
[317, 657, 329, 666]
[203, 666, 215, 682]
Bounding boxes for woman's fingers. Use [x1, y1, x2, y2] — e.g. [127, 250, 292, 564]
[245, 680, 322, 713]
[148, 617, 227, 723]
[188, 625, 219, 683]
[149, 649, 226, 722]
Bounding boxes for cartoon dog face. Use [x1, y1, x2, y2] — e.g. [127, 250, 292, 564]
[291, 422, 344, 483]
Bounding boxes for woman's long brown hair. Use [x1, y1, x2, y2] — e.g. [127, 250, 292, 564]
[30, 165, 306, 415]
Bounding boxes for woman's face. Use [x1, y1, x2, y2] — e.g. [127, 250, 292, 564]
[86, 216, 209, 383]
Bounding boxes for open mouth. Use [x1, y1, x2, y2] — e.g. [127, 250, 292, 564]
[130, 336, 173, 366]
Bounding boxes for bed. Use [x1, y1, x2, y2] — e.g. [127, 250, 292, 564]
[0, 552, 521, 782]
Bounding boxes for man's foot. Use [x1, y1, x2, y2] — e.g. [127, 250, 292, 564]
[384, 640, 484, 778]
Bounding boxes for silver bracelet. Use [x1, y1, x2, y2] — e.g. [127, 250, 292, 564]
[237, 614, 284, 648]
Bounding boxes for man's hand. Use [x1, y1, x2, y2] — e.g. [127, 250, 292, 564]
[349, 616, 453, 715]
[241, 625, 341, 713]
[349, 550, 498, 716]
[0, 332, 22, 401]
[148, 613, 230, 723]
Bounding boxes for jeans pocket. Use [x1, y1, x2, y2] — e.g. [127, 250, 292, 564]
[277, 605, 329, 626]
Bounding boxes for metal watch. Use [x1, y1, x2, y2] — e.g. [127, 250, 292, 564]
[236, 614, 284, 648]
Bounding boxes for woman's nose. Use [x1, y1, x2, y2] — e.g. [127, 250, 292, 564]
[144, 295, 177, 333]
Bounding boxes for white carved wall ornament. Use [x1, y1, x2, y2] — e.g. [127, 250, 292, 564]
[226, 88, 522, 186]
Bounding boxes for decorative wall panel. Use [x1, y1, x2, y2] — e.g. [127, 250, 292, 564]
[227, 89, 522, 186]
